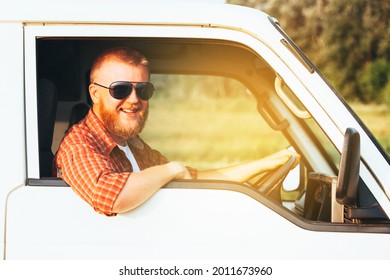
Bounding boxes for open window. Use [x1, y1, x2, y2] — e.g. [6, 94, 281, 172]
[33, 37, 309, 207]
[34, 38, 294, 179]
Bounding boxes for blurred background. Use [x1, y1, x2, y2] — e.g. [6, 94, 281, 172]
[226, 0, 390, 152]
[142, 0, 389, 168]
[228, 0, 390, 105]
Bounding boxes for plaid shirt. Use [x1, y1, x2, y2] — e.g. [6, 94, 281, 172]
[55, 109, 196, 216]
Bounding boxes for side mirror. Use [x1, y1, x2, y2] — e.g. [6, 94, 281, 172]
[336, 127, 360, 206]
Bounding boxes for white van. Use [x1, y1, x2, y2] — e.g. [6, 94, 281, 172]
[1, 0, 389, 260]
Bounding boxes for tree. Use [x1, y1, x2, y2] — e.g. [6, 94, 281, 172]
[227, 0, 390, 104]
[321, 0, 390, 102]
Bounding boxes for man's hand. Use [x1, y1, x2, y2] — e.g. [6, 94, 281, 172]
[197, 148, 300, 183]
[168, 161, 192, 179]
[265, 149, 300, 171]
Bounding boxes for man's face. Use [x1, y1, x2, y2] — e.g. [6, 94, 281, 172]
[90, 60, 150, 144]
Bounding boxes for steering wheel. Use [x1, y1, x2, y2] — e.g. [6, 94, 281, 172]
[251, 155, 297, 196]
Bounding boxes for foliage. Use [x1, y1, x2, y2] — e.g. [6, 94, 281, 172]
[357, 58, 390, 103]
[227, 0, 390, 105]
[152, 74, 251, 99]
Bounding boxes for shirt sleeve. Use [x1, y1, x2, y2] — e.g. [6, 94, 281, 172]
[56, 141, 128, 216]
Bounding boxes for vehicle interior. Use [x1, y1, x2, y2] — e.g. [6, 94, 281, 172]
[33, 37, 390, 230]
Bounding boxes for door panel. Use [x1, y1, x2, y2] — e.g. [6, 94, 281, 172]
[6, 183, 390, 259]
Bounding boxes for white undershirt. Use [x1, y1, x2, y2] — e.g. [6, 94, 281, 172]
[117, 144, 141, 172]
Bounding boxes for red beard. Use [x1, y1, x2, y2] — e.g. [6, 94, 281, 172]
[98, 101, 149, 141]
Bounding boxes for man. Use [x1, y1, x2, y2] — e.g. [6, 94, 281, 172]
[55, 47, 299, 216]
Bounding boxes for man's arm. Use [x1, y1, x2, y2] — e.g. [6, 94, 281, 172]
[112, 161, 191, 213]
[197, 149, 300, 183]
[113, 149, 299, 214]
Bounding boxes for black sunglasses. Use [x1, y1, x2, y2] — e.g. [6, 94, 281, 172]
[93, 81, 155, 101]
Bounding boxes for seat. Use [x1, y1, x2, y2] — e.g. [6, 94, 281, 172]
[67, 70, 91, 129]
[37, 78, 58, 177]
[68, 102, 90, 129]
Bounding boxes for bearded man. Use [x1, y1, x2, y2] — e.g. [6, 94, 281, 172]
[55, 47, 299, 216]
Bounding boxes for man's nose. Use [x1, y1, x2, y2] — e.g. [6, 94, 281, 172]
[126, 86, 139, 103]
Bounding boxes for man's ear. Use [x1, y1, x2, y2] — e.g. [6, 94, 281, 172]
[89, 83, 100, 104]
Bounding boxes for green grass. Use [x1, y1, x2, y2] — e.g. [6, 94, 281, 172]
[350, 103, 390, 154]
[141, 95, 288, 169]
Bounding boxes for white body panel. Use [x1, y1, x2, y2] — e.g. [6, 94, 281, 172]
[6, 186, 390, 260]
[0, 22, 26, 261]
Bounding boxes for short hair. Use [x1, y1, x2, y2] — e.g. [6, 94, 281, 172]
[90, 47, 149, 83]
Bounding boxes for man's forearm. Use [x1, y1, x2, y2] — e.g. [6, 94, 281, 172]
[112, 162, 190, 213]
[197, 149, 299, 182]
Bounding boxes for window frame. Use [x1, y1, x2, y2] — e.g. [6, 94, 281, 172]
[24, 23, 390, 232]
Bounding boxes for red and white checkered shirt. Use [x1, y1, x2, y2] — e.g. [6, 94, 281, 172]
[55, 109, 196, 216]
